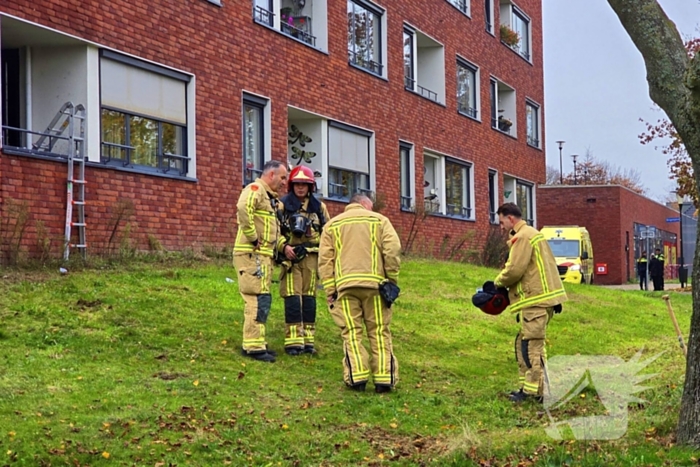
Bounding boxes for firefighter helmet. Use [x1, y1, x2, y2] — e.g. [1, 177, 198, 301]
[288, 165, 316, 192]
[472, 288, 510, 316]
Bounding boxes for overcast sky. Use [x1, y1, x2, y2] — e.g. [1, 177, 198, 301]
[543, 0, 700, 202]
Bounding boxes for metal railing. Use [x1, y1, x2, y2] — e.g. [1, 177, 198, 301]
[527, 135, 540, 147]
[447, 204, 471, 218]
[424, 199, 440, 214]
[458, 102, 478, 119]
[405, 77, 438, 102]
[490, 211, 498, 224]
[1, 125, 72, 158]
[404, 75, 415, 90]
[254, 5, 274, 26]
[245, 167, 263, 185]
[101, 142, 189, 176]
[280, 21, 316, 46]
[400, 195, 413, 211]
[348, 50, 383, 75]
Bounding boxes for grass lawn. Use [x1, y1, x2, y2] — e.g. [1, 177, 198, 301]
[0, 257, 695, 466]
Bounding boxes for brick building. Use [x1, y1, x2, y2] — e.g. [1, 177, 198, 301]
[537, 185, 681, 285]
[0, 0, 545, 260]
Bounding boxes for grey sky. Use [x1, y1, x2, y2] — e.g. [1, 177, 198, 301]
[543, 0, 700, 201]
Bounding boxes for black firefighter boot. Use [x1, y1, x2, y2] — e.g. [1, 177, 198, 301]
[284, 296, 305, 355]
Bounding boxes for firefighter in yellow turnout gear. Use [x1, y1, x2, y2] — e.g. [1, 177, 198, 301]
[319, 194, 401, 393]
[278, 166, 330, 355]
[233, 161, 288, 363]
[492, 203, 567, 402]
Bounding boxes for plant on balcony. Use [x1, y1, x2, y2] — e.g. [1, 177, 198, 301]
[499, 24, 520, 48]
[498, 116, 513, 132]
[288, 125, 316, 165]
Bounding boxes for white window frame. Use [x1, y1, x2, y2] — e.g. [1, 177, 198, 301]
[485, 0, 495, 34]
[490, 76, 517, 137]
[516, 179, 534, 226]
[499, 0, 531, 62]
[488, 169, 498, 224]
[456, 57, 479, 120]
[525, 99, 540, 148]
[327, 120, 374, 201]
[399, 141, 415, 211]
[446, 0, 470, 16]
[242, 92, 271, 186]
[347, 0, 387, 79]
[403, 24, 446, 104]
[423, 150, 474, 220]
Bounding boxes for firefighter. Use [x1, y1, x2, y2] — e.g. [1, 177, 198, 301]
[319, 193, 401, 393]
[278, 165, 330, 356]
[233, 160, 288, 363]
[490, 203, 567, 402]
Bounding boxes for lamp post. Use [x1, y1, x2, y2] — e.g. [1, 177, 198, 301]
[571, 154, 579, 185]
[556, 140, 565, 184]
[676, 192, 688, 288]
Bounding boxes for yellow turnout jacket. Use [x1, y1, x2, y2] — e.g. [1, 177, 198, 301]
[319, 204, 401, 298]
[234, 178, 282, 258]
[494, 220, 567, 312]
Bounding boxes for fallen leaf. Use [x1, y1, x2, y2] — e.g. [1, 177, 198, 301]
[193, 380, 200, 387]
[390, 423, 398, 429]
[221, 340, 227, 345]
[8, 432, 15, 437]
[317, 386, 323, 394]
[237, 372, 245, 380]
[102, 452, 110, 459]
[580, 394, 586, 399]
[103, 423, 111, 428]
[282, 424, 289, 430]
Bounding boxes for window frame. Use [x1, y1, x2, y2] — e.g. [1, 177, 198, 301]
[488, 169, 498, 224]
[403, 27, 415, 91]
[525, 100, 540, 148]
[399, 141, 414, 211]
[242, 94, 269, 186]
[446, 0, 470, 16]
[444, 158, 473, 219]
[516, 180, 534, 226]
[99, 50, 191, 178]
[456, 57, 479, 120]
[485, 0, 494, 34]
[511, 6, 531, 61]
[347, 0, 385, 77]
[327, 120, 373, 201]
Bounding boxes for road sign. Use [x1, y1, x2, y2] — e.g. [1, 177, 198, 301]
[666, 217, 680, 223]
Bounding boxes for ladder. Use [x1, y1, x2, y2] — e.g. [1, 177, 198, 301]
[33, 102, 74, 153]
[63, 103, 87, 261]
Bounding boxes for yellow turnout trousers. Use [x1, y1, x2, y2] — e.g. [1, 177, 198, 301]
[515, 306, 553, 395]
[279, 253, 319, 350]
[233, 253, 274, 353]
[328, 287, 398, 387]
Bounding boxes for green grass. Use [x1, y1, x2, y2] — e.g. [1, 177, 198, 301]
[0, 258, 695, 466]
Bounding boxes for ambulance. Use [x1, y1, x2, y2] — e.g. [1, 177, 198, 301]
[540, 226, 594, 285]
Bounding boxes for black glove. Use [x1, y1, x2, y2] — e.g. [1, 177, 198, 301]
[553, 304, 563, 314]
[251, 239, 259, 248]
[482, 281, 497, 294]
[378, 280, 400, 308]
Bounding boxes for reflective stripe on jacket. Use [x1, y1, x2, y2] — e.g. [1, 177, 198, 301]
[494, 220, 567, 312]
[318, 204, 401, 298]
[233, 178, 281, 258]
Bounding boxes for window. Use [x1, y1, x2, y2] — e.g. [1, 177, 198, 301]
[243, 94, 268, 185]
[457, 59, 478, 119]
[490, 77, 516, 136]
[445, 160, 472, 218]
[485, 0, 494, 33]
[526, 101, 540, 148]
[100, 51, 190, 176]
[253, 0, 329, 51]
[328, 122, 371, 200]
[423, 151, 473, 219]
[403, 29, 414, 89]
[516, 181, 533, 226]
[488, 170, 498, 224]
[400, 142, 414, 211]
[348, 0, 384, 76]
[500, 1, 531, 61]
[447, 0, 469, 15]
[403, 25, 446, 104]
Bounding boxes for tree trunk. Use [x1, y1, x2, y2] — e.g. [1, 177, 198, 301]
[607, 0, 700, 445]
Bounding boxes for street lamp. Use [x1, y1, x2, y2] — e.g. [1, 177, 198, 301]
[556, 140, 565, 184]
[676, 192, 688, 288]
[571, 154, 579, 185]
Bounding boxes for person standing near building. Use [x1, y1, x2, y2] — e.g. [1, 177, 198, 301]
[233, 160, 288, 363]
[650, 248, 665, 291]
[488, 203, 567, 402]
[636, 252, 648, 291]
[278, 166, 330, 356]
[319, 194, 401, 393]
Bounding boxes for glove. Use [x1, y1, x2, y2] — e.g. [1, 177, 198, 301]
[553, 304, 563, 314]
[378, 280, 401, 308]
[482, 281, 497, 294]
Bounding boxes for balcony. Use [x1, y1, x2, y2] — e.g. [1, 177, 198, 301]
[280, 14, 316, 47]
[405, 77, 438, 103]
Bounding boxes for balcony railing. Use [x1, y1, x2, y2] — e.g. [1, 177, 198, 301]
[400, 195, 414, 211]
[245, 167, 263, 185]
[447, 204, 471, 218]
[1, 125, 72, 158]
[254, 5, 274, 27]
[101, 142, 189, 176]
[458, 102, 478, 119]
[527, 135, 540, 147]
[349, 50, 383, 75]
[424, 198, 440, 214]
[405, 77, 438, 102]
[280, 19, 316, 47]
[489, 210, 498, 224]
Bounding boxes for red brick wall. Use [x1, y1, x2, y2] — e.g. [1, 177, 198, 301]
[537, 186, 680, 285]
[1, 0, 545, 259]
